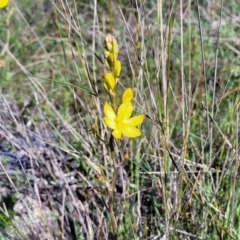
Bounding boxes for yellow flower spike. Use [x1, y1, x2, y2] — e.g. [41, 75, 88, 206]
[0, 0, 8, 8]
[103, 72, 116, 91]
[122, 88, 133, 103]
[103, 101, 145, 139]
[113, 60, 121, 78]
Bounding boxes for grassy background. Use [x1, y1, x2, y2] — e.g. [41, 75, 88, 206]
[0, 0, 240, 239]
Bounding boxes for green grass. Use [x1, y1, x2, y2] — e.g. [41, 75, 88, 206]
[0, 1, 240, 239]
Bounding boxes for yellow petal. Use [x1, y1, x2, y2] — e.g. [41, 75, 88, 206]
[117, 102, 133, 120]
[122, 126, 141, 138]
[103, 117, 116, 129]
[122, 88, 133, 103]
[124, 114, 145, 126]
[0, 0, 8, 8]
[112, 129, 122, 139]
[104, 102, 116, 120]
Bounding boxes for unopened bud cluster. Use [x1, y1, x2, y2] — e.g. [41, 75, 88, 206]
[103, 34, 121, 93]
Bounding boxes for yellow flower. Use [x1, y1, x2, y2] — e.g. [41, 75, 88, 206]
[103, 101, 145, 139]
[0, 0, 8, 8]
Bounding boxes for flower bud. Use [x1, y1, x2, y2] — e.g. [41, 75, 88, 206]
[96, 174, 103, 183]
[113, 60, 121, 78]
[105, 34, 119, 55]
[103, 72, 116, 91]
[122, 88, 133, 103]
[123, 148, 130, 161]
[104, 52, 115, 70]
